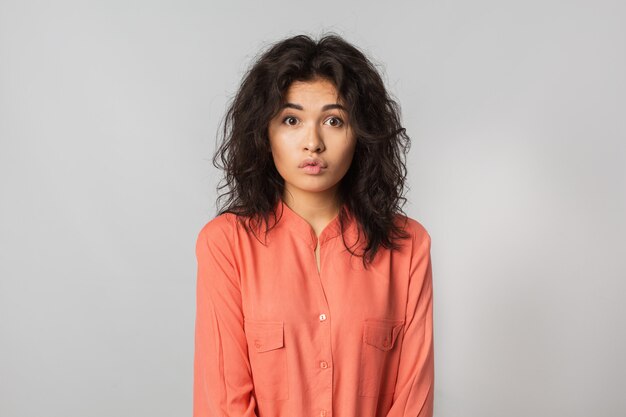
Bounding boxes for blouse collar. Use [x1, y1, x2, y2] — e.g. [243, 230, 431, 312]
[273, 198, 357, 249]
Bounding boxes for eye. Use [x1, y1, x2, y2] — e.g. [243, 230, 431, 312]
[325, 116, 344, 127]
[282, 116, 298, 126]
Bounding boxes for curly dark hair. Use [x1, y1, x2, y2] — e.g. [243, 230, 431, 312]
[211, 32, 413, 269]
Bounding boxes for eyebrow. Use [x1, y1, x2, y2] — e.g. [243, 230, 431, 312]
[280, 102, 346, 112]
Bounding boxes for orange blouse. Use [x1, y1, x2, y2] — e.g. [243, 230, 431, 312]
[193, 199, 434, 417]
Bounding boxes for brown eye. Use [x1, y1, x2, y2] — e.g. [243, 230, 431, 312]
[283, 116, 298, 126]
[325, 116, 344, 127]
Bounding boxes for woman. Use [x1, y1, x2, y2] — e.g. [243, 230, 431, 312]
[193, 33, 434, 417]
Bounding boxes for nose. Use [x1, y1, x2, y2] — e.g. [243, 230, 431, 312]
[304, 123, 324, 153]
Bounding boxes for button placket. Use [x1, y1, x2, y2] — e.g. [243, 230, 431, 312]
[312, 240, 333, 416]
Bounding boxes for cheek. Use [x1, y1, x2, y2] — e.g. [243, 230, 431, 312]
[338, 142, 357, 168]
[269, 139, 297, 171]
[270, 141, 291, 162]
[268, 130, 285, 160]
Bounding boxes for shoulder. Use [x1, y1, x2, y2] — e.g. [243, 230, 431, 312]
[195, 212, 238, 251]
[394, 212, 432, 251]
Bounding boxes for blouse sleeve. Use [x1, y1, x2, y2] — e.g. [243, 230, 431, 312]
[385, 229, 435, 417]
[193, 217, 259, 417]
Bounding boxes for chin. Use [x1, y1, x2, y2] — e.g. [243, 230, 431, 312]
[297, 182, 340, 194]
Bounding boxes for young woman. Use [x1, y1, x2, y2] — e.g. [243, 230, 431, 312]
[193, 33, 434, 417]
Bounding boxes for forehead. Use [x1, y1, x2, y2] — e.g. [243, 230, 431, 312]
[284, 78, 342, 102]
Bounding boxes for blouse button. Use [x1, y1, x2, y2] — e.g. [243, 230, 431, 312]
[254, 340, 261, 349]
[382, 338, 390, 347]
[319, 313, 327, 321]
[320, 361, 328, 369]
[320, 410, 328, 417]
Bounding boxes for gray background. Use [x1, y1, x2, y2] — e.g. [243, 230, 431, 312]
[1, 0, 625, 416]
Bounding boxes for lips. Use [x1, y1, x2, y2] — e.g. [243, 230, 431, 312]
[299, 157, 326, 168]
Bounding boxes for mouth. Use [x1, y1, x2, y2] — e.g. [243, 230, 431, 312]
[299, 158, 326, 168]
[300, 163, 324, 174]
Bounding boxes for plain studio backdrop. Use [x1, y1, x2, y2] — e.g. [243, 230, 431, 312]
[1, 1, 625, 416]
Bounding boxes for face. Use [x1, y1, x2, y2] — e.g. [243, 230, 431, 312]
[267, 77, 357, 203]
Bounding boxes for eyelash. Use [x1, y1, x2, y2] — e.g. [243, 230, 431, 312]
[281, 115, 345, 127]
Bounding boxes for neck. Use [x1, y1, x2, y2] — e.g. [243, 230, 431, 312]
[282, 187, 341, 223]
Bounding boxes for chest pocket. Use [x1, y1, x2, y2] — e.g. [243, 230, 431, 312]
[358, 318, 405, 397]
[244, 319, 289, 401]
